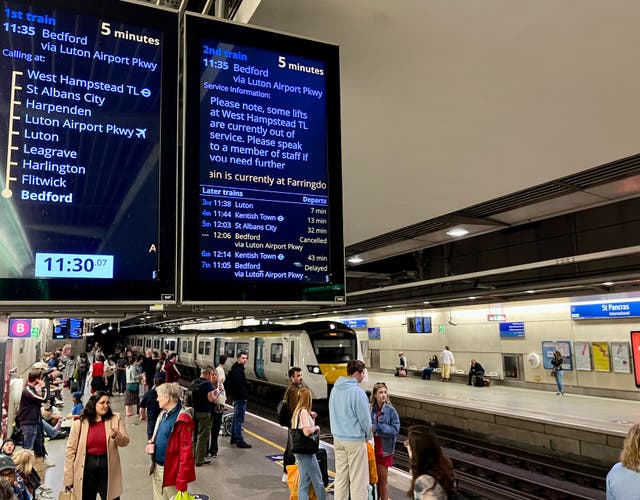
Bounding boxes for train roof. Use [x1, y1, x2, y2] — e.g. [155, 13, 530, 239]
[124, 320, 353, 336]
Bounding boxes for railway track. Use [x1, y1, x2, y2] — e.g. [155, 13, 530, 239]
[248, 395, 607, 500]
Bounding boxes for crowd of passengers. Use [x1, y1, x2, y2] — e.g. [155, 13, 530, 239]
[0, 344, 633, 500]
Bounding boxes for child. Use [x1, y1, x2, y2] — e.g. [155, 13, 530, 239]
[71, 391, 83, 416]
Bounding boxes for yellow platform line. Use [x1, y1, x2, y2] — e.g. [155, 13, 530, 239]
[242, 428, 336, 478]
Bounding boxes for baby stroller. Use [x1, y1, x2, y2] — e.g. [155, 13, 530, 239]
[221, 412, 233, 436]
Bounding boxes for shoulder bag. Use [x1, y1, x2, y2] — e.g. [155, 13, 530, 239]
[288, 414, 319, 454]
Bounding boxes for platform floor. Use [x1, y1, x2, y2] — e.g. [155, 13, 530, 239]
[39, 392, 410, 499]
[362, 370, 637, 437]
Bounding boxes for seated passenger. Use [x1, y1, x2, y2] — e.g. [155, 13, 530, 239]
[467, 360, 485, 386]
[395, 352, 408, 376]
[71, 392, 83, 416]
[421, 356, 439, 380]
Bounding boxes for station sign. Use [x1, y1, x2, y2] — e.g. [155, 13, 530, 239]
[570, 301, 640, 319]
[342, 319, 367, 329]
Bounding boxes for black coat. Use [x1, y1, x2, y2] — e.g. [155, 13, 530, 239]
[226, 362, 249, 400]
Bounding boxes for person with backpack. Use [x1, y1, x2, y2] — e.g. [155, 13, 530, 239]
[190, 367, 216, 466]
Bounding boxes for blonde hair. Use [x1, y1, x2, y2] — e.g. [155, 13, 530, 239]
[13, 449, 35, 475]
[157, 382, 181, 402]
[291, 387, 312, 428]
[621, 424, 640, 471]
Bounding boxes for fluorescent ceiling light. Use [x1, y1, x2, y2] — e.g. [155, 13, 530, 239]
[423, 301, 430, 304]
[348, 256, 364, 264]
[526, 290, 535, 294]
[468, 296, 477, 300]
[602, 282, 614, 286]
[446, 227, 469, 237]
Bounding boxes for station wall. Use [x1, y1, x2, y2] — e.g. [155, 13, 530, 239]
[325, 296, 640, 395]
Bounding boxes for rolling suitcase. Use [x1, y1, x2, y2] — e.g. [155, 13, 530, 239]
[316, 448, 329, 487]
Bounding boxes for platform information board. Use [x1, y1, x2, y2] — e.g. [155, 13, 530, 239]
[0, 0, 178, 302]
[182, 13, 344, 302]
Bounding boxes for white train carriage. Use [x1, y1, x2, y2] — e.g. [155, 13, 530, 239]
[129, 321, 361, 400]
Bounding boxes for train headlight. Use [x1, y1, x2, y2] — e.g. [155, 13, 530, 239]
[307, 365, 321, 374]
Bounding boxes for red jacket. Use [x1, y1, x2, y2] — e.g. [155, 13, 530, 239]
[162, 408, 195, 491]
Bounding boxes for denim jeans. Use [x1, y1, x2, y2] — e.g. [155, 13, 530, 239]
[294, 453, 326, 500]
[42, 420, 60, 438]
[231, 399, 247, 443]
[21, 424, 38, 450]
[555, 370, 564, 393]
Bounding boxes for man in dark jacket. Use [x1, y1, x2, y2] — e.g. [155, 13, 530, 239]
[225, 352, 252, 448]
[468, 359, 485, 386]
[17, 369, 50, 466]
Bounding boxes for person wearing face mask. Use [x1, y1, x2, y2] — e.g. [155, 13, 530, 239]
[370, 382, 400, 500]
[63, 391, 129, 499]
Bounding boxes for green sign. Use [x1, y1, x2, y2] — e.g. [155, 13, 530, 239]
[31, 327, 40, 338]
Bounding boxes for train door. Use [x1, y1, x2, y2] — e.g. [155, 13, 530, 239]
[254, 338, 266, 379]
[289, 339, 296, 368]
[214, 338, 223, 366]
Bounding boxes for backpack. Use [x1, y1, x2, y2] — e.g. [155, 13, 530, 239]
[277, 400, 290, 427]
[184, 378, 206, 408]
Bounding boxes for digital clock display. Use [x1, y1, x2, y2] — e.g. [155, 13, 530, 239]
[35, 253, 114, 279]
[182, 13, 345, 303]
[0, 0, 178, 302]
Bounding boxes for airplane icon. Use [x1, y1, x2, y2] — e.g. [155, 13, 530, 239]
[136, 128, 147, 139]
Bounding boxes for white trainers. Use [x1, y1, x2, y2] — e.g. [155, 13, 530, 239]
[281, 472, 288, 483]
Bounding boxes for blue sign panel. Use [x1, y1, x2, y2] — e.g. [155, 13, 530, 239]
[570, 301, 640, 319]
[499, 322, 525, 338]
[342, 319, 368, 329]
[368, 327, 381, 340]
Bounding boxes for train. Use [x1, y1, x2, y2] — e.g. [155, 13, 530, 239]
[125, 321, 362, 399]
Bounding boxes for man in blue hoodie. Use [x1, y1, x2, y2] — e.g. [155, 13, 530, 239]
[329, 359, 371, 500]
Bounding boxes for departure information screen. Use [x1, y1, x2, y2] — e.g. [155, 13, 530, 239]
[0, 0, 178, 302]
[182, 14, 344, 303]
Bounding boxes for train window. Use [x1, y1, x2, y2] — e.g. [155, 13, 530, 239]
[181, 343, 187, 353]
[165, 340, 176, 352]
[146, 339, 152, 349]
[312, 338, 356, 363]
[198, 341, 205, 355]
[237, 342, 249, 356]
[188, 340, 193, 353]
[225, 342, 235, 358]
[271, 343, 283, 363]
[205, 341, 211, 356]
[137, 339, 143, 347]
[153, 339, 161, 350]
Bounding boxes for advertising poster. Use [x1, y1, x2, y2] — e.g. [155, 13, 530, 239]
[574, 341, 592, 371]
[542, 341, 573, 370]
[591, 342, 611, 372]
[611, 342, 631, 373]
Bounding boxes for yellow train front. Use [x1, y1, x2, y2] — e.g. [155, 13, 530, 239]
[127, 321, 362, 400]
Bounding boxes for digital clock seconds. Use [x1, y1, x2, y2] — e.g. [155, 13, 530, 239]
[35, 253, 115, 279]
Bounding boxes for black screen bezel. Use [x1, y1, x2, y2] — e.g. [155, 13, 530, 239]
[0, 0, 178, 303]
[181, 13, 345, 303]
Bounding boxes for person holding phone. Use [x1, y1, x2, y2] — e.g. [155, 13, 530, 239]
[63, 391, 129, 499]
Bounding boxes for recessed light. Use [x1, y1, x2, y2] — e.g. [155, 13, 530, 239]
[526, 290, 535, 294]
[446, 227, 469, 238]
[386, 305, 393, 308]
[423, 301, 430, 304]
[348, 256, 364, 264]
[357, 308, 363, 311]
[468, 296, 477, 300]
[603, 282, 614, 286]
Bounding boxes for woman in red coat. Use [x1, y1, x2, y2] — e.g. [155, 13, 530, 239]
[149, 382, 195, 499]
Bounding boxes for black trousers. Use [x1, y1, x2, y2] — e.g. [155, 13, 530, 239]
[83, 454, 119, 500]
[209, 411, 222, 455]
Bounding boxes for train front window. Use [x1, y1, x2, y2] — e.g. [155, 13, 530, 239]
[312, 337, 357, 363]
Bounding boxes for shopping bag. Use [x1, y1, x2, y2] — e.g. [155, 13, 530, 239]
[58, 491, 76, 500]
[286, 464, 317, 500]
[170, 491, 196, 500]
[366, 441, 378, 484]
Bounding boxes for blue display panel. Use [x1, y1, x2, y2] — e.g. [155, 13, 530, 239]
[54, 317, 83, 338]
[570, 301, 640, 319]
[182, 13, 344, 302]
[0, 0, 178, 302]
[499, 322, 525, 338]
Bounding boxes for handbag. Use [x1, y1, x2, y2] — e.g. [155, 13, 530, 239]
[551, 370, 557, 378]
[288, 428, 319, 454]
[367, 441, 378, 484]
